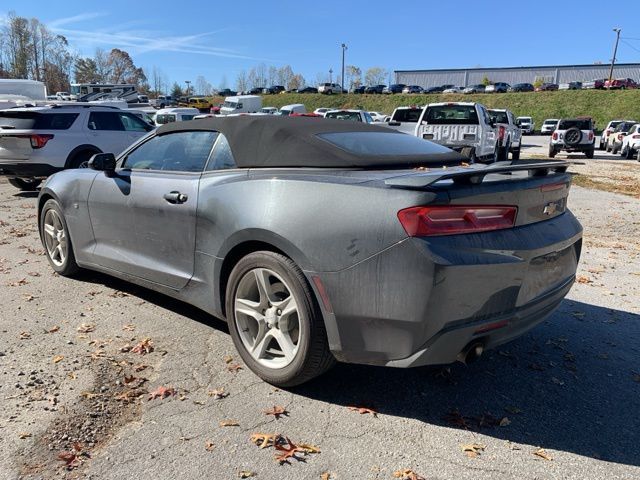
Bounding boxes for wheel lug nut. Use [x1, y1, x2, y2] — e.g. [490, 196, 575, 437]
[277, 310, 282, 315]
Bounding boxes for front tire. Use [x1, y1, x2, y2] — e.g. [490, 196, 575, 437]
[39, 199, 80, 277]
[626, 147, 635, 159]
[548, 144, 557, 158]
[585, 148, 595, 159]
[8, 177, 42, 191]
[225, 251, 335, 387]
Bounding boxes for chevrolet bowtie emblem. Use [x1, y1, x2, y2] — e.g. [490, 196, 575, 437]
[543, 202, 559, 215]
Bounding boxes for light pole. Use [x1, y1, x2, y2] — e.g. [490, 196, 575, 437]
[341, 43, 347, 93]
[608, 28, 621, 85]
[329, 68, 333, 83]
[185, 80, 191, 97]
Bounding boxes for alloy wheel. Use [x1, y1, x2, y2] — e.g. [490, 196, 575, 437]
[43, 209, 67, 267]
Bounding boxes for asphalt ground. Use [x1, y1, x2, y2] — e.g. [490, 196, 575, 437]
[0, 142, 639, 480]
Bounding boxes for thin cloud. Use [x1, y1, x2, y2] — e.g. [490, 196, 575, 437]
[47, 13, 261, 60]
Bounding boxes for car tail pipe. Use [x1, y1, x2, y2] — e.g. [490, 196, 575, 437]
[457, 341, 485, 364]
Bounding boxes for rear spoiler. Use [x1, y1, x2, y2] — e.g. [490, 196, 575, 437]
[385, 160, 571, 188]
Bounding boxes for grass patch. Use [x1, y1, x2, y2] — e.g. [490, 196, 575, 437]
[256, 90, 640, 132]
[572, 173, 640, 198]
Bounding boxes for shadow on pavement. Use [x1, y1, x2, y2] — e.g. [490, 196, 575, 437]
[295, 299, 640, 467]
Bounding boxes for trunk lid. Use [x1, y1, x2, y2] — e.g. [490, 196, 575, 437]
[420, 124, 479, 146]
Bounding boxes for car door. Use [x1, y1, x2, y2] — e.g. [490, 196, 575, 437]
[87, 130, 218, 289]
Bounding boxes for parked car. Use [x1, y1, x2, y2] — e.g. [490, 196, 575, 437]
[558, 82, 582, 90]
[485, 82, 510, 93]
[619, 123, 640, 159]
[260, 107, 278, 115]
[604, 78, 638, 90]
[402, 85, 424, 94]
[536, 83, 559, 91]
[384, 106, 424, 134]
[249, 87, 265, 95]
[38, 116, 582, 386]
[297, 86, 318, 94]
[442, 86, 464, 93]
[508, 83, 534, 92]
[364, 85, 386, 94]
[313, 108, 332, 116]
[424, 86, 444, 93]
[439, 84, 455, 91]
[155, 107, 199, 126]
[383, 84, 406, 94]
[541, 118, 559, 134]
[488, 109, 522, 160]
[605, 121, 637, 154]
[317, 83, 342, 95]
[415, 102, 499, 163]
[368, 111, 387, 122]
[516, 116, 535, 135]
[218, 88, 238, 97]
[583, 79, 606, 90]
[220, 95, 262, 115]
[156, 95, 176, 109]
[0, 105, 154, 190]
[463, 84, 486, 94]
[350, 85, 366, 94]
[277, 104, 307, 116]
[549, 118, 595, 158]
[599, 119, 631, 149]
[188, 96, 213, 112]
[324, 109, 373, 123]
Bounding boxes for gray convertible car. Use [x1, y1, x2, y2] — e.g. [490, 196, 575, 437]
[38, 116, 582, 386]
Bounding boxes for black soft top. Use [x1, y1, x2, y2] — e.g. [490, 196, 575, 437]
[156, 116, 463, 168]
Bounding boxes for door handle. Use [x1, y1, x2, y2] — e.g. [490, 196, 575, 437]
[163, 191, 188, 204]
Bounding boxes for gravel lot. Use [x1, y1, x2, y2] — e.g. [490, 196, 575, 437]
[0, 144, 639, 480]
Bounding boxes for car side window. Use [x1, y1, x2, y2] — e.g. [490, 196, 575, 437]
[123, 131, 218, 172]
[88, 112, 124, 131]
[119, 113, 151, 132]
[205, 134, 237, 171]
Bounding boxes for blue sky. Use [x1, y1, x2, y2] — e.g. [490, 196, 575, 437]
[1, 1, 637, 89]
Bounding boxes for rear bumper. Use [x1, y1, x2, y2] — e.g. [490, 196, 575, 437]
[314, 211, 582, 367]
[553, 143, 594, 152]
[0, 162, 61, 178]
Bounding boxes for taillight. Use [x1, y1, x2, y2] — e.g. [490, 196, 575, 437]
[552, 132, 558, 140]
[498, 126, 505, 141]
[397, 205, 517, 237]
[29, 134, 54, 149]
[588, 131, 594, 141]
[618, 134, 624, 140]
[632, 134, 640, 139]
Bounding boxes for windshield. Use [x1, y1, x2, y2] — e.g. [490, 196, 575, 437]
[223, 101, 238, 108]
[277, 109, 292, 116]
[615, 122, 636, 132]
[392, 108, 422, 122]
[317, 132, 452, 156]
[325, 111, 362, 122]
[543, 120, 558, 125]
[489, 111, 508, 123]
[423, 105, 479, 125]
[155, 114, 177, 124]
[558, 119, 591, 130]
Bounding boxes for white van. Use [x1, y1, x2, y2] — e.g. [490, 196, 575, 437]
[154, 107, 199, 126]
[277, 104, 306, 116]
[220, 95, 262, 115]
[260, 107, 278, 115]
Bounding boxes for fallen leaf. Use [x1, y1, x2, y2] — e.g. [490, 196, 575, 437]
[133, 364, 148, 372]
[123, 375, 146, 388]
[321, 473, 332, 480]
[148, 386, 176, 400]
[27, 271, 40, 277]
[8, 278, 28, 286]
[576, 275, 593, 284]
[533, 448, 553, 461]
[347, 406, 377, 417]
[80, 391, 102, 399]
[47, 326, 60, 333]
[461, 443, 485, 458]
[19, 432, 31, 439]
[274, 437, 306, 464]
[220, 420, 239, 427]
[393, 469, 426, 480]
[298, 443, 321, 454]
[499, 417, 511, 427]
[109, 290, 129, 298]
[443, 409, 471, 429]
[208, 387, 228, 399]
[53, 355, 64, 364]
[132, 338, 154, 355]
[227, 363, 243, 373]
[264, 405, 288, 419]
[122, 324, 136, 331]
[238, 471, 256, 478]
[223, 354, 234, 363]
[77, 323, 95, 334]
[250, 433, 279, 449]
[23, 294, 35, 302]
[205, 441, 215, 452]
[19, 331, 31, 340]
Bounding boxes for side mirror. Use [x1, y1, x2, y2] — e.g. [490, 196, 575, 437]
[88, 153, 116, 173]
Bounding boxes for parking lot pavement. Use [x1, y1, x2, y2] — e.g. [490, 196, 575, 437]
[0, 172, 639, 480]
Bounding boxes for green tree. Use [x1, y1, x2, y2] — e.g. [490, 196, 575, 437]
[481, 76, 491, 86]
[170, 82, 183, 99]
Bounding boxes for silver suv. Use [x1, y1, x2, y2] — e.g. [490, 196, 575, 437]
[549, 118, 595, 159]
[317, 83, 343, 95]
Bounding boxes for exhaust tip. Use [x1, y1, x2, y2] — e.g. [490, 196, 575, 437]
[458, 342, 484, 365]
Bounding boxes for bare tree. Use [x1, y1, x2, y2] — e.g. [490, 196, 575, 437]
[195, 75, 212, 95]
[254, 63, 267, 88]
[236, 70, 248, 92]
[345, 65, 361, 88]
[365, 67, 387, 86]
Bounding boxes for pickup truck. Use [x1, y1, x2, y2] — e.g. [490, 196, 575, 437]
[414, 102, 498, 163]
[488, 109, 522, 161]
[384, 106, 424, 134]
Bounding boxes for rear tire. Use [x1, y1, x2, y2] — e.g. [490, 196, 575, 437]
[548, 145, 557, 158]
[69, 150, 98, 169]
[225, 251, 335, 387]
[39, 199, 80, 277]
[585, 148, 594, 159]
[612, 144, 619, 155]
[8, 177, 42, 191]
[511, 147, 521, 161]
[497, 139, 510, 162]
[627, 147, 635, 160]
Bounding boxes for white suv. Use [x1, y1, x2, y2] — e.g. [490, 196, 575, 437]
[549, 118, 595, 159]
[0, 105, 154, 190]
[317, 83, 343, 95]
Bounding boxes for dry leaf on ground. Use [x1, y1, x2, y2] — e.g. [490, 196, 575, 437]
[238, 471, 256, 478]
[533, 448, 553, 461]
[205, 441, 215, 451]
[250, 433, 279, 449]
[393, 469, 426, 480]
[227, 363, 243, 373]
[148, 386, 176, 400]
[347, 406, 377, 417]
[47, 326, 60, 333]
[461, 443, 485, 458]
[132, 338, 154, 355]
[52, 355, 64, 364]
[77, 323, 95, 333]
[264, 405, 288, 419]
[208, 387, 228, 399]
[220, 420, 240, 427]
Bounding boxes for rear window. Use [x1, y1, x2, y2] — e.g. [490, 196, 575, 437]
[317, 131, 452, 156]
[558, 119, 592, 130]
[392, 108, 423, 123]
[423, 105, 479, 125]
[156, 114, 177, 124]
[325, 111, 362, 122]
[616, 122, 636, 132]
[0, 112, 78, 130]
[489, 111, 508, 124]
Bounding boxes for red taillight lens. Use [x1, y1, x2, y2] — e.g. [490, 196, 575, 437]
[397, 205, 517, 237]
[498, 125, 505, 140]
[632, 134, 640, 139]
[589, 131, 594, 141]
[29, 134, 54, 149]
[552, 132, 558, 140]
[618, 134, 624, 140]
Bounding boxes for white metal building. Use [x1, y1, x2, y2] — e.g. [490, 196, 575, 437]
[394, 63, 640, 88]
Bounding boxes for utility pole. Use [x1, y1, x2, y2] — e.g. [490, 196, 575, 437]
[608, 28, 621, 85]
[341, 43, 347, 93]
[329, 68, 333, 83]
[185, 80, 191, 97]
